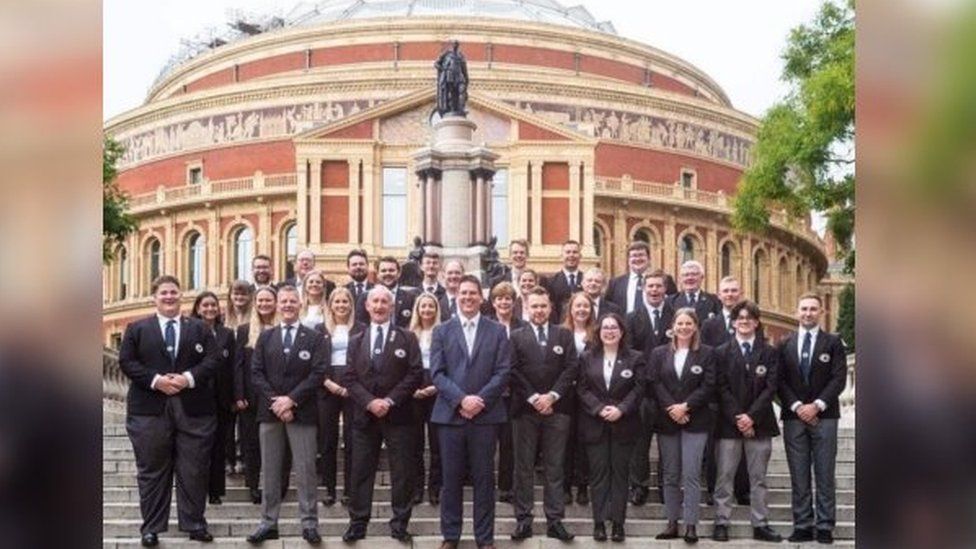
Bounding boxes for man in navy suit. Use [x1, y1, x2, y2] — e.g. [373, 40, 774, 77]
[778, 293, 847, 545]
[430, 274, 511, 549]
[546, 240, 583, 323]
[344, 249, 374, 323]
[118, 275, 219, 547]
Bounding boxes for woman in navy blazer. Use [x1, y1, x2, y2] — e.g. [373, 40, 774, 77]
[576, 312, 643, 542]
[650, 307, 717, 543]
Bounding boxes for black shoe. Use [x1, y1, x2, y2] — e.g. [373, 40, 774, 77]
[736, 495, 751, 505]
[429, 487, 440, 505]
[246, 525, 279, 544]
[140, 533, 159, 547]
[788, 528, 814, 542]
[208, 495, 222, 505]
[410, 491, 424, 506]
[302, 528, 322, 545]
[342, 525, 366, 542]
[547, 521, 574, 541]
[704, 492, 715, 506]
[816, 529, 834, 544]
[656, 521, 680, 540]
[511, 521, 533, 541]
[498, 490, 513, 503]
[630, 486, 648, 506]
[683, 525, 699, 544]
[576, 486, 589, 506]
[610, 522, 625, 542]
[391, 529, 412, 542]
[321, 489, 336, 506]
[592, 522, 607, 542]
[340, 494, 351, 506]
[753, 526, 783, 542]
[249, 488, 262, 504]
[189, 529, 214, 542]
[564, 489, 574, 505]
[712, 525, 729, 542]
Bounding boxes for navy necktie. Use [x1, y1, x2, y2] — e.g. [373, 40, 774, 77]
[687, 292, 696, 305]
[742, 341, 752, 364]
[449, 298, 457, 316]
[632, 275, 643, 312]
[652, 308, 661, 332]
[356, 283, 363, 298]
[800, 331, 812, 383]
[536, 324, 547, 347]
[164, 319, 176, 363]
[283, 325, 294, 354]
[372, 325, 384, 367]
[568, 272, 576, 288]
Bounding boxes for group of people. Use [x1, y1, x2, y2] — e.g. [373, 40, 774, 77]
[118, 238, 848, 548]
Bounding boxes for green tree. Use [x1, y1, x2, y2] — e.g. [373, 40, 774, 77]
[836, 283, 854, 351]
[733, 0, 854, 273]
[103, 136, 137, 263]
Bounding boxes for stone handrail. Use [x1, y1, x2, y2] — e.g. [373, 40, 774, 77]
[840, 353, 856, 410]
[594, 176, 821, 245]
[126, 171, 297, 213]
[103, 347, 129, 402]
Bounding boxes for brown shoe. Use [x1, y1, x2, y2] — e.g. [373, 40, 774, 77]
[656, 520, 680, 540]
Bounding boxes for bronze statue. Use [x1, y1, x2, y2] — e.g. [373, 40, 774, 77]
[435, 40, 469, 117]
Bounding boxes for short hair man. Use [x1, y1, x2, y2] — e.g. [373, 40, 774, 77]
[712, 300, 783, 543]
[669, 260, 722, 320]
[283, 249, 335, 300]
[605, 241, 651, 314]
[344, 249, 373, 324]
[246, 285, 329, 545]
[421, 252, 447, 298]
[582, 267, 622, 320]
[340, 286, 424, 542]
[119, 275, 220, 546]
[430, 275, 512, 548]
[355, 256, 418, 328]
[252, 255, 274, 288]
[547, 240, 583, 323]
[778, 294, 847, 544]
[438, 259, 465, 321]
[508, 286, 579, 542]
[489, 239, 531, 289]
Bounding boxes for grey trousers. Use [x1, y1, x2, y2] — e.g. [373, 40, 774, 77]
[126, 397, 216, 534]
[658, 430, 709, 525]
[784, 418, 838, 531]
[714, 437, 772, 526]
[512, 412, 570, 525]
[258, 421, 318, 529]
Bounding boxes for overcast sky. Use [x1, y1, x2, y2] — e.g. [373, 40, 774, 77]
[104, 0, 823, 121]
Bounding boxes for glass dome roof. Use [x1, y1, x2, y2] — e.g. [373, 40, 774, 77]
[153, 0, 615, 88]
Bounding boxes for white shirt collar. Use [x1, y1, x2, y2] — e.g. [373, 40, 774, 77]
[459, 312, 480, 326]
[563, 268, 579, 279]
[799, 325, 820, 338]
[156, 312, 180, 324]
[643, 298, 664, 312]
[280, 321, 300, 331]
[735, 335, 756, 347]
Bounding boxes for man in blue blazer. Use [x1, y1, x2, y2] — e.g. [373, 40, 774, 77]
[430, 274, 511, 549]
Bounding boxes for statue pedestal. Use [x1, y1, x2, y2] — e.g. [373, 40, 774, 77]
[414, 115, 498, 282]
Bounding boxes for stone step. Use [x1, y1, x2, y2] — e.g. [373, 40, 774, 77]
[102, 500, 856, 521]
[102, 485, 857, 506]
[103, 517, 856, 540]
[102, 471, 857, 490]
[103, 536, 857, 548]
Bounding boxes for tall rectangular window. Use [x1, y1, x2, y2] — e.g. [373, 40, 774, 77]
[491, 168, 509, 247]
[382, 167, 407, 247]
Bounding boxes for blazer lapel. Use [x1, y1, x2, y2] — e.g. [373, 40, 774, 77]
[379, 327, 398, 367]
[175, 317, 192, 362]
[785, 333, 800, 377]
[149, 317, 169, 361]
[664, 349, 679, 386]
[608, 354, 628, 393]
[286, 326, 308, 369]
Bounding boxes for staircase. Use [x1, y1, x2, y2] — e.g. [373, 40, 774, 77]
[102, 420, 855, 547]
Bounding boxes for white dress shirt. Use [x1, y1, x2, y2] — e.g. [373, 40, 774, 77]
[459, 313, 480, 354]
[528, 321, 560, 404]
[643, 299, 665, 331]
[563, 269, 580, 288]
[151, 313, 196, 391]
[791, 326, 827, 413]
[330, 324, 351, 366]
[280, 321, 300, 348]
[573, 331, 587, 355]
[369, 321, 392, 355]
[603, 353, 617, 390]
[674, 348, 689, 378]
[625, 271, 642, 313]
[301, 304, 325, 329]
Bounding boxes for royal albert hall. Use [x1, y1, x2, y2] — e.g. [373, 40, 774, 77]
[102, 0, 836, 346]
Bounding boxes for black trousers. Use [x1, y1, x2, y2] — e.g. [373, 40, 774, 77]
[208, 406, 235, 497]
[223, 409, 238, 469]
[587, 431, 635, 524]
[316, 389, 353, 494]
[411, 396, 441, 496]
[348, 419, 415, 531]
[564, 402, 589, 491]
[126, 398, 215, 534]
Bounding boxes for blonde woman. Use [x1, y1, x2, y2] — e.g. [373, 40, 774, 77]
[650, 307, 717, 544]
[408, 292, 443, 505]
[315, 286, 365, 506]
[224, 280, 254, 331]
[300, 270, 328, 328]
[561, 290, 597, 506]
[233, 286, 279, 503]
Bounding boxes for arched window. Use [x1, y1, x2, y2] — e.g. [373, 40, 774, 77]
[679, 234, 697, 264]
[593, 224, 605, 257]
[233, 227, 254, 282]
[187, 232, 205, 290]
[118, 246, 128, 300]
[721, 242, 733, 278]
[753, 248, 767, 304]
[778, 257, 790, 308]
[146, 238, 162, 290]
[283, 223, 298, 282]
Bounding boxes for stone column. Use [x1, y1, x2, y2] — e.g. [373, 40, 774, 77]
[582, 160, 595, 252]
[663, 213, 676, 277]
[741, 237, 754, 301]
[310, 159, 322, 245]
[348, 159, 360, 244]
[530, 162, 543, 247]
[614, 204, 628, 276]
[207, 207, 219, 288]
[705, 223, 718, 292]
[296, 158, 309, 248]
[362, 157, 375, 247]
